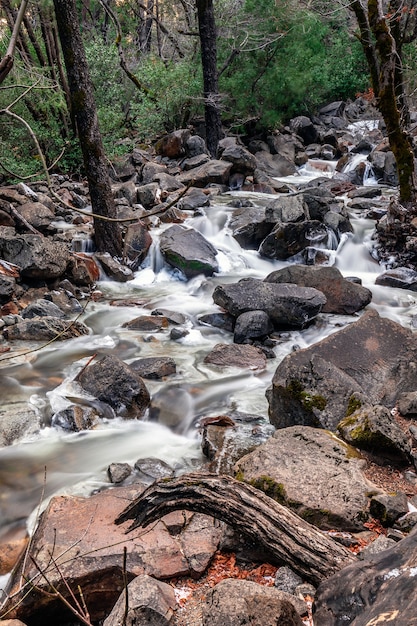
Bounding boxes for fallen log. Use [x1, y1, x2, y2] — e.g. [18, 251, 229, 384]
[115, 473, 356, 585]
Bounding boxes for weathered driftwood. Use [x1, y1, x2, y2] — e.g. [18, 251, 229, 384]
[115, 473, 356, 585]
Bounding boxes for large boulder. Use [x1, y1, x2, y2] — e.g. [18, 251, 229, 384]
[259, 220, 332, 260]
[159, 225, 219, 278]
[228, 205, 272, 250]
[267, 310, 417, 431]
[3, 317, 89, 341]
[3, 487, 225, 624]
[123, 221, 153, 270]
[212, 278, 326, 329]
[314, 527, 417, 625]
[254, 151, 297, 177]
[234, 425, 380, 531]
[77, 354, 150, 419]
[178, 160, 233, 187]
[202, 579, 305, 626]
[0, 234, 70, 279]
[265, 265, 372, 314]
[203, 343, 267, 370]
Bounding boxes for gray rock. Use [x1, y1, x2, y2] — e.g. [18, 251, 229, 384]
[234, 425, 380, 531]
[274, 566, 303, 594]
[220, 143, 257, 176]
[228, 205, 271, 250]
[289, 115, 319, 144]
[265, 194, 308, 224]
[104, 574, 176, 626]
[159, 224, 219, 278]
[375, 266, 417, 290]
[233, 310, 274, 344]
[16, 201, 55, 233]
[314, 526, 417, 626]
[3, 317, 89, 341]
[370, 492, 409, 527]
[129, 357, 176, 379]
[0, 234, 70, 279]
[178, 188, 210, 211]
[254, 151, 297, 177]
[265, 264, 371, 314]
[178, 159, 233, 187]
[0, 276, 16, 304]
[213, 278, 326, 329]
[0, 401, 40, 447]
[202, 579, 305, 626]
[337, 404, 412, 463]
[123, 221, 153, 270]
[259, 220, 332, 260]
[51, 405, 100, 431]
[267, 310, 417, 431]
[95, 253, 134, 282]
[204, 343, 267, 370]
[108, 462, 132, 484]
[21, 298, 67, 319]
[77, 354, 150, 419]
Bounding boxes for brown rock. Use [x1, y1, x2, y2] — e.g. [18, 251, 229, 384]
[204, 343, 267, 370]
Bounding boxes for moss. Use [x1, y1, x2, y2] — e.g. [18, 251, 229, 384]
[286, 379, 327, 412]
[249, 476, 287, 503]
[345, 395, 362, 417]
[234, 468, 245, 482]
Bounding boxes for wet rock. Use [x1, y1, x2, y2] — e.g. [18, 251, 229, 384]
[265, 264, 372, 314]
[369, 492, 409, 527]
[0, 234, 70, 280]
[314, 526, 417, 625]
[204, 343, 267, 370]
[265, 194, 308, 224]
[337, 404, 412, 463]
[0, 401, 40, 447]
[134, 457, 175, 482]
[259, 220, 332, 260]
[375, 266, 417, 290]
[159, 224, 219, 278]
[233, 310, 274, 344]
[123, 315, 169, 332]
[68, 252, 101, 285]
[3, 487, 225, 624]
[151, 308, 187, 325]
[198, 312, 235, 332]
[212, 278, 326, 329]
[95, 252, 134, 282]
[267, 310, 417, 431]
[149, 386, 193, 429]
[234, 425, 380, 531]
[123, 221, 153, 270]
[129, 356, 176, 379]
[202, 579, 305, 626]
[77, 354, 150, 419]
[3, 317, 89, 341]
[103, 574, 176, 626]
[51, 405, 100, 431]
[21, 298, 67, 319]
[107, 462, 133, 484]
[220, 142, 257, 176]
[177, 187, 210, 211]
[228, 205, 271, 250]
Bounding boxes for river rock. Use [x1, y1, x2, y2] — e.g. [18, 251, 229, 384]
[202, 579, 305, 626]
[155, 128, 190, 158]
[219, 142, 257, 176]
[204, 343, 267, 370]
[159, 224, 219, 278]
[212, 278, 326, 329]
[313, 526, 417, 625]
[177, 159, 233, 187]
[259, 220, 331, 260]
[21, 298, 67, 319]
[123, 221, 153, 270]
[254, 151, 297, 177]
[234, 425, 380, 531]
[267, 310, 417, 431]
[16, 201, 55, 233]
[265, 194, 308, 224]
[228, 205, 271, 249]
[178, 187, 210, 211]
[0, 233, 70, 279]
[289, 115, 319, 145]
[3, 317, 89, 341]
[103, 574, 176, 626]
[123, 315, 169, 332]
[375, 266, 417, 290]
[337, 404, 412, 463]
[0, 275, 16, 304]
[95, 252, 134, 282]
[3, 487, 225, 624]
[233, 310, 274, 344]
[77, 354, 150, 419]
[0, 401, 40, 447]
[265, 265, 372, 314]
[369, 492, 409, 527]
[129, 357, 177, 379]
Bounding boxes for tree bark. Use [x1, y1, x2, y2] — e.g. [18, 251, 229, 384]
[196, 0, 222, 157]
[53, 0, 122, 256]
[0, 0, 29, 85]
[116, 473, 356, 586]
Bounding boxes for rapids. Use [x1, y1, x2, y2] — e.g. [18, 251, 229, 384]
[1, 150, 416, 589]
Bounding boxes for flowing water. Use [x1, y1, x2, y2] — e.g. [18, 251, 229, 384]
[1, 147, 416, 592]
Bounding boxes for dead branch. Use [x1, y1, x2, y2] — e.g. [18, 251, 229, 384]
[116, 473, 356, 586]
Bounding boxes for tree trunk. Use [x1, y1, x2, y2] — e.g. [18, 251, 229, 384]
[53, 0, 122, 256]
[0, 0, 29, 84]
[196, 0, 222, 157]
[116, 473, 356, 586]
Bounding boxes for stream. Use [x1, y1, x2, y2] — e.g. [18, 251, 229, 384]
[1, 137, 417, 593]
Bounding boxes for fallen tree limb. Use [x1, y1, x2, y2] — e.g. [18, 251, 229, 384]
[115, 473, 356, 585]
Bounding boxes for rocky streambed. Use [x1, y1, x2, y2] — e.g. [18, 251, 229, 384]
[1, 98, 417, 624]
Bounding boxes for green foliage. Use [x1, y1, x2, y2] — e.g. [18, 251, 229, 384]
[218, 3, 369, 130]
